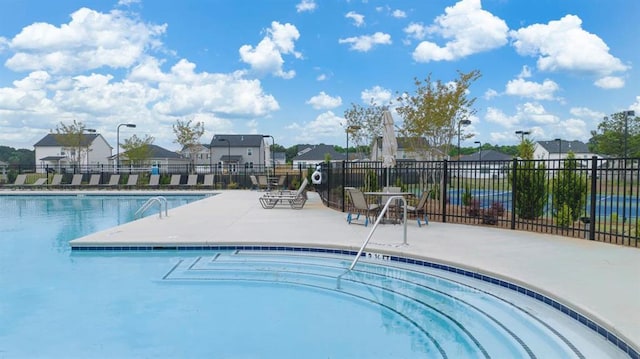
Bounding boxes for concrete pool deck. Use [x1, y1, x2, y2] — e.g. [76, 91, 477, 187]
[58, 189, 640, 353]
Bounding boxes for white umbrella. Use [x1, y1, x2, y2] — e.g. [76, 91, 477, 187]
[381, 109, 398, 187]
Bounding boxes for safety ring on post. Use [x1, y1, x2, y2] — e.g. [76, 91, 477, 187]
[311, 170, 322, 184]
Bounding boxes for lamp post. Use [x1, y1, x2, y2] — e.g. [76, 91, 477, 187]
[474, 141, 482, 161]
[345, 125, 361, 162]
[622, 110, 635, 228]
[262, 135, 275, 174]
[116, 123, 136, 173]
[218, 138, 231, 185]
[84, 128, 96, 172]
[457, 120, 471, 159]
[515, 130, 530, 142]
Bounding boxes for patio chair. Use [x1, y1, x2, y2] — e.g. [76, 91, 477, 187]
[88, 174, 101, 187]
[8, 174, 27, 187]
[402, 191, 430, 227]
[185, 174, 198, 188]
[168, 174, 182, 188]
[249, 175, 259, 190]
[65, 174, 83, 187]
[259, 178, 308, 209]
[49, 174, 63, 187]
[203, 174, 214, 188]
[257, 175, 269, 190]
[346, 187, 380, 227]
[124, 174, 139, 188]
[147, 174, 160, 188]
[102, 174, 120, 187]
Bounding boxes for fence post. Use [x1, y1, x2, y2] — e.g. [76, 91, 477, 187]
[510, 158, 517, 230]
[442, 160, 448, 223]
[341, 161, 346, 213]
[588, 156, 597, 240]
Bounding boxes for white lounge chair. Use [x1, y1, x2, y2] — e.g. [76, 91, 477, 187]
[259, 178, 308, 209]
[8, 174, 27, 187]
[49, 174, 63, 187]
[147, 174, 160, 188]
[65, 174, 83, 187]
[203, 174, 214, 188]
[124, 174, 139, 188]
[88, 174, 101, 186]
[186, 174, 198, 188]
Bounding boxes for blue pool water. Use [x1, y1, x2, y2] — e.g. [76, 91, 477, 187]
[0, 195, 629, 358]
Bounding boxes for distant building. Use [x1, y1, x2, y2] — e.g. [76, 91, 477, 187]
[33, 133, 112, 173]
[292, 144, 346, 168]
[534, 140, 602, 169]
[209, 134, 269, 173]
[457, 149, 513, 179]
[116, 144, 189, 173]
[370, 137, 430, 161]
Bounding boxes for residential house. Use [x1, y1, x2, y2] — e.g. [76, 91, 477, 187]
[0, 160, 7, 182]
[33, 133, 112, 173]
[209, 134, 268, 173]
[292, 144, 346, 168]
[116, 144, 189, 173]
[534, 140, 601, 169]
[370, 137, 430, 161]
[456, 149, 513, 179]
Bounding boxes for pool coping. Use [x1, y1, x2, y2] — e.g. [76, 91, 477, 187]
[8, 189, 639, 357]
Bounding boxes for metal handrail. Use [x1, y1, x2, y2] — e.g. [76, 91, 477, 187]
[348, 195, 407, 270]
[135, 196, 168, 219]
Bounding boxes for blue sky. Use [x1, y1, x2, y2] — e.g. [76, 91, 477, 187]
[0, 0, 638, 152]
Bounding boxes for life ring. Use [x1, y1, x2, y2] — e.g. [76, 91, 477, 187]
[311, 170, 322, 184]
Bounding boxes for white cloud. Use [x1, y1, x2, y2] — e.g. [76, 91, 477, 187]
[557, 118, 588, 141]
[360, 86, 392, 105]
[518, 65, 532, 78]
[504, 78, 559, 100]
[484, 88, 499, 100]
[239, 21, 301, 79]
[570, 107, 604, 120]
[289, 111, 345, 143]
[485, 107, 519, 128]
[403, 22, 427, 41]
[412, 0, 508, 62]
[296, 0, 317, 13]
[345, 11, 365, 27]
[519, 102, 558, 125]
[510, 15, 629, 78]
[6, 7, 166, 74]
[594, 76, 625, 89]
[316, 73, 327, 81]
[338, 32, 391, 52]
[306, 91, 342, 110]
[392, 9, 406, 18]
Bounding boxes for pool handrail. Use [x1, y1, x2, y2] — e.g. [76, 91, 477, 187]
[135, 196, 168, 219]
[348, 195, 407, 271]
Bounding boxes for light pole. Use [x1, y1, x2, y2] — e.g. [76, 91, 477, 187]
[218, 138, 231, 185]
[457, 120, 471, 159]
[345, 125, 361, 162]
[474, 141, 482, 161]
[116, 123, 136, 173]
[84, 128, 96, 172]
[622, 110, 635, 228]
[262, 135, 275, 174]
[515, 130, 530, 142]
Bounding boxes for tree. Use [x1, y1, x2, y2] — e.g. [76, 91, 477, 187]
[120, 134, 154, 166]
[395, 70, 481, 160]
[589, 112, 639, 157]
[54, 119, 90, 165]
[512, 138, 548, 219]
[172, 119, 205, 171]
[552, 152, 588, 223]
[343, 100, 386, 150]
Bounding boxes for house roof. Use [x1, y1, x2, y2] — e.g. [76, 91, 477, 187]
[39, 155, 66, 161]
[459, 149, 513, 161]
[209, 134, 265, 148]
[293, 144, 346, 161]
[537, 140, 589, 154]
[116, 144, 184, 160]
[34, 133, 100, 147]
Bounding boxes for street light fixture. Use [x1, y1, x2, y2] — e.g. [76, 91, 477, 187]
[218, 138, 231, 185]
[457, 120, 471, 160]
[474, 141, 482, 161]
[515, 130, 530, 142]
[345, 125, 361, 162]
[262, 135, 275, 174]
[116, 123, 136, 172]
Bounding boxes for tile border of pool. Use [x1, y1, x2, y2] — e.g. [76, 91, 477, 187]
[71, 244, 637, 359]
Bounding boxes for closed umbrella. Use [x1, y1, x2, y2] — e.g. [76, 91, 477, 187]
[381, 109, 397, 187]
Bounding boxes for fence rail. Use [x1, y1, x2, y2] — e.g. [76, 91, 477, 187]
[313, 157, 639, 248]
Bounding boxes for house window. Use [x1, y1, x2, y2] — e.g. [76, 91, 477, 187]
[247, 148, 253, 156]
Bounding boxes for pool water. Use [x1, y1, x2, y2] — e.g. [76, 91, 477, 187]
[0, 195, 629, 358]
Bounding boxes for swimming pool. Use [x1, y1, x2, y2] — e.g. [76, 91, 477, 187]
[0, 194, 631, 357]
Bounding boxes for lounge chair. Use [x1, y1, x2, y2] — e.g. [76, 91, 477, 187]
[124, 174, 139, 188]
[249, 175, 259, 190]
[88, 174, 101, 187]
[65, 174, 83, 187]
[345, 187, 380, 226]
[259, 178, 308, 209]
[203, 174, 214, 188]
[8, 174, 27, 187]
[168, 174, 182, 188]
[403, 191, 429, 227]
[186, 174, 198, 188]
[102, 174, 120, 187]
[147, 174, 160, 188]
[27, 178, 47, 187]
[49, 174, 63, 187]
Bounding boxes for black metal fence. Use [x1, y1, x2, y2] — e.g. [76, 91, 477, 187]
[313, 157, 639, 248]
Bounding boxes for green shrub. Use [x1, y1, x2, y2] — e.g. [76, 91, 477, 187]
[555, 203, 573, 228]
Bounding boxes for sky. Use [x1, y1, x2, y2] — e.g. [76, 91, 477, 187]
[0, 0, 638, 152]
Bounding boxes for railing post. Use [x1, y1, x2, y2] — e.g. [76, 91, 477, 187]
[442, 159, 448, 223]
[342, 161, 346, 213]
[511, 157, 517, 230]
[589, 156, 597, 240]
